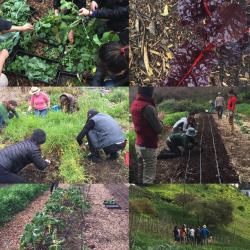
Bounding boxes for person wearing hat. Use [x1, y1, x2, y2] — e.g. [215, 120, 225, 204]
[25, 87, 50, 118]
[76, 109, 127, 163]
[215, 92, 225, 119]
[227, 90, 237, 135]
[209, 100, 215, 114]
[158, 128, 204, 159]
[0, 18, 34, 85]
[0, 129, 50, 183]
[131, 87, 166, 184]
[200, 225, 210, 245]
[59, 93, 79, 113]
[0, 99, 21, 132]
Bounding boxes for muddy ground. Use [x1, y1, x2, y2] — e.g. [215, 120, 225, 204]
[130, 0, 250, 87]
[130, 112, 250, 184]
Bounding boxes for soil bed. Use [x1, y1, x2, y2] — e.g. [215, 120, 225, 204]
[129, 0, 250, 87]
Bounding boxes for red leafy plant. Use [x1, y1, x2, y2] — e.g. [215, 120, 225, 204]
[160, 1, 248, 87]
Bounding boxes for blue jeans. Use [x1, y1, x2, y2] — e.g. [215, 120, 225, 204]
[217, 106, 223, 118]
[35, 109, 47, 118]
[0, 112, 14, 128]
[103, 80, 115, 87]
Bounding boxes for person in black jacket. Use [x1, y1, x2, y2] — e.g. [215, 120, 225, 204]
[79, 0, 129, 44]
[76, 109, 127, 163]
[53, 0, 86, 44]
[0, 129, 51, 183]
[92, 41, 129, 86]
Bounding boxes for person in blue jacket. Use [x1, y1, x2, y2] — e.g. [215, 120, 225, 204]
[200, 225, 210, 245]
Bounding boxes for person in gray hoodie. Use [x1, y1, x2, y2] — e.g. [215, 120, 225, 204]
[76, 109, 127, 163]
[172, 115, 194, 134]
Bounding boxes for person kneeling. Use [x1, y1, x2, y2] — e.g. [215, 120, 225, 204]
[77, 109, 127, 162]
[60, 93, 80, 113]
[0, 129, 50, 183]
[158, 128, 204, 159]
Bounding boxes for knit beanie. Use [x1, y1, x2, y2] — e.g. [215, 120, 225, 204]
[31, 129, 46, 144]
[138, 87, 154, 97]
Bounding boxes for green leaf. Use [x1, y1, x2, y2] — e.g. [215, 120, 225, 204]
[161, 4, 169, 16]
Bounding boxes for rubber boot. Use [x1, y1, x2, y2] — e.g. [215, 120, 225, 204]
[106, 152, 119, 161]
[87, 154, 102, 163]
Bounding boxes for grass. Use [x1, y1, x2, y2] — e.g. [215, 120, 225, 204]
[130, 184, 250, 249]
[0, 88, 129, 183]
[235, 103, 250, 117]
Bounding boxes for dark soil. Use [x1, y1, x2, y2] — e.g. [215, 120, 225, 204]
[129, 113, 239, 184]
[130, 0, 250, 87]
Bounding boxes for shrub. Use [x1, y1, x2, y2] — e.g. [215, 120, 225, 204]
[238, 205, 245, 212]
[130, 198, 157, 215]
[163, 112, 189, 126]
[157, 99, 177, 113]
[174, 99, 205, 113]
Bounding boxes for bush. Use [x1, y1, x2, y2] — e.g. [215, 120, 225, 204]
[130, 198, 157, 215]
[174, 99, 205, 113]
[105, 87, 128, 103]
[0, 184, 49, 225]
[163, 112, 189, 126]
[157, 99, 177, 113]
[238, 205, 245, 212]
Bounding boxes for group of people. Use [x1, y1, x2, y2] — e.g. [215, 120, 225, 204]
[0, 0, 129, 86]
[0, 87, 127, 183]
[131, 87, 238, 184]
[173, 224, 211, 245]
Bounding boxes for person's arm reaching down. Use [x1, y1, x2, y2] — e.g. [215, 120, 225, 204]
[30, 149, 48, 170]
[76, 120, 95, 145]
[0, 49, 9, 76]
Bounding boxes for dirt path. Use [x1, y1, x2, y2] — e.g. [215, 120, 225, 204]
[213, 113, 250, 183]
[0, 184, 69, 250]
[83, 184, 129, 250]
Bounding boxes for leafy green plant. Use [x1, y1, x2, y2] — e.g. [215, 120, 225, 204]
[7, 55, 59, 82]
[19, 31, 37, 52]
[43, 45, 64, 60]
[0, 32, 20, 54]
[162, 112, 189, 126]
[1, 0, 30, 25]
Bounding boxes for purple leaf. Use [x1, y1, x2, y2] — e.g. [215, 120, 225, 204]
[159, 40, 218, 87]
[204, 3, 247, 47]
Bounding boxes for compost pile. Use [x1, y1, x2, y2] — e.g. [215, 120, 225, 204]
[0, 0, 119, 86]
[130, 0, 250, 87]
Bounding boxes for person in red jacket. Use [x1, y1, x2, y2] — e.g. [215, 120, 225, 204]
[227, 90, 237, 135]
[131, 87, 166, 184]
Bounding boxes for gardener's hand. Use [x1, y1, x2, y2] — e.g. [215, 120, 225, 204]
[20, 23, 34, 32]
[0, 49, 9, 60]
[79, 8, 93, 16]
[55, 9, 59, 16]
[158, 111, 166, 120]
[48, 107, 52, 111]
[80, 144, 87, 152]
[91, 1, 98, 10]
[45, 159, 51, 165]
[68, 30, 74, 44]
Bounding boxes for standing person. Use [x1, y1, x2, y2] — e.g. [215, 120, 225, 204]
[0, 18, 34, 83]
[172, 115, 194, 134]
[0, 100, 21, 132]
[180, 225, 186, 244]
[0, 129, 50, 183]
[215, 92, 225, 119]
[79, 0, 129, 44]
[53, 0, 86, 44]
[189, 227, 195, 245]
[25, 87, 50, 118]
[157, 128, 204, 159]
[59, 93, 80, 113]
[131, 87, 166, 184]
[227, 90, 237, 135]
[200, 225, 210, 245]
[173, 225, 180, 243]
[195, 226, 201, 245]
[77, 109, 127, 162]
[92, 42, 129, 86]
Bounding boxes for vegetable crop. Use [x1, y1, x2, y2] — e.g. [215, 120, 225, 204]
[160, 1, 249, 87]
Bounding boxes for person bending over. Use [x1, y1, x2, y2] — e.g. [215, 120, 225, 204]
[77, 109, 127, 163]
[172, 115, 194, 134]
[59, 93, 80, 113]
[158, 128, 204, 159]
[0, 99, 21, 132]
[0, 129, 50, 183]
[92, 42, 129, 86]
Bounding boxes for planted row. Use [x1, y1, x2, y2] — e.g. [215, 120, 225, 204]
[0, 184, 49, 225]
[19, 186, 89, 250]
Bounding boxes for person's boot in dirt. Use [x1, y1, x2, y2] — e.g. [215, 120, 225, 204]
[157, 148, 172, 159]
[87, 154, 102, 163]
[106, 152, 119, 161]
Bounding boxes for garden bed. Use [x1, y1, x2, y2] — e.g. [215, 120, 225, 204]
[130, 0, 250, 87]
[57, 71, 93, 86]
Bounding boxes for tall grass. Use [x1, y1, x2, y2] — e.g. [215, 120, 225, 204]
[0, 88, 129, 183]
[235, 104, 250, 117]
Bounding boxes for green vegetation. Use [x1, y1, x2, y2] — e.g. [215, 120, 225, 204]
[0, 184, 49, 225]
[235, 103, 250, 117]
[43, 46, 64, 60]
[0, 88, 129, 183]
[130, 184, 250, 249]
[162, 112, 189, 126]
[19, 186, 89, 250]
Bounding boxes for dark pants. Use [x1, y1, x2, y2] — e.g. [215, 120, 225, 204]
[50, 183, 58, 194]
[217, 106, 223, 118]
[86, 134, 125, 157]
[0, 165, 26, 183]
[0, 112, 14, 128]
[165, 140, 182, 158]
